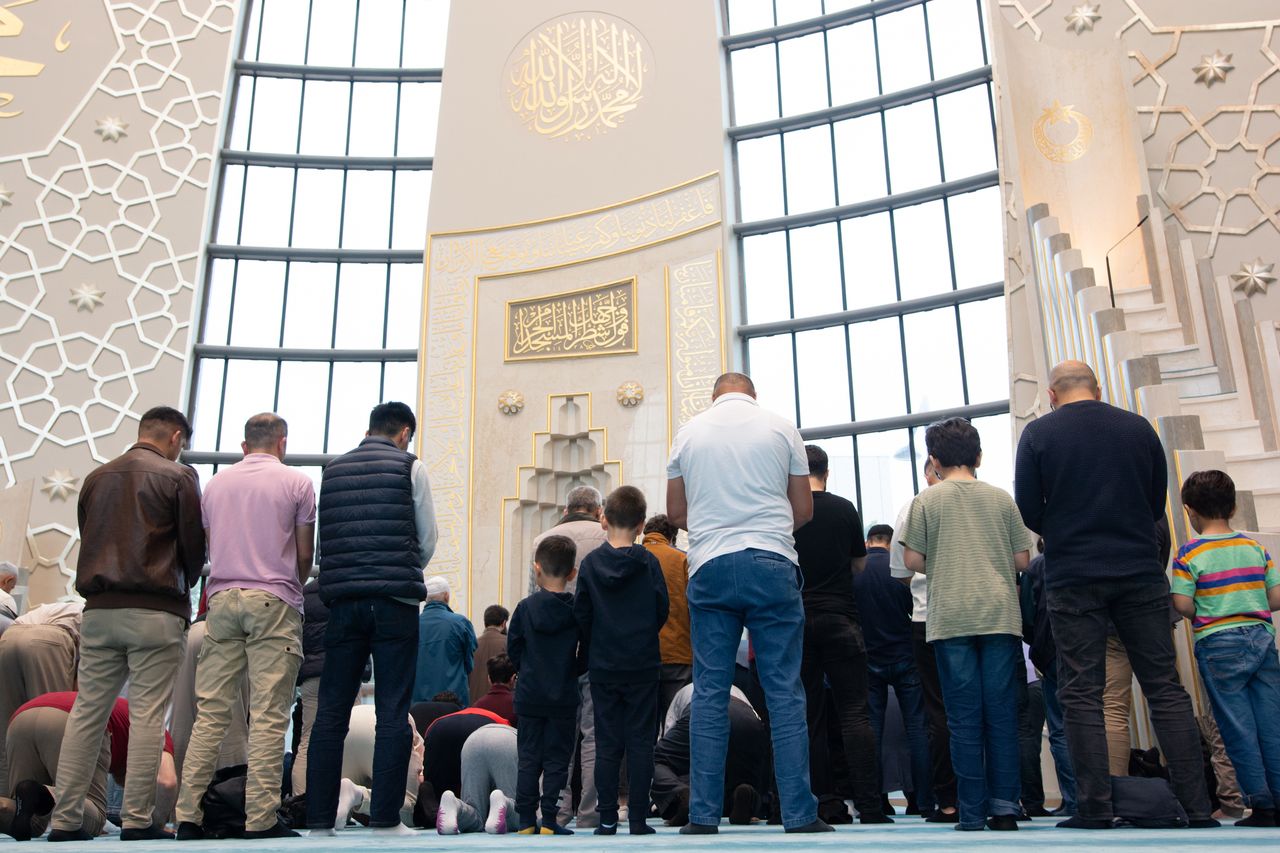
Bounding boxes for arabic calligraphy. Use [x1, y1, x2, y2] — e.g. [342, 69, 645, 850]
[1, 2, 72, 119]
[669, 257, 721, 427]
[506, 14, 649, 141]
[506, 280, 637, 361]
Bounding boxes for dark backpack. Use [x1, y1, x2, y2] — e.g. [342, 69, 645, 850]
[200, 765, 248, 839]
[1111, 775, 1188, 828]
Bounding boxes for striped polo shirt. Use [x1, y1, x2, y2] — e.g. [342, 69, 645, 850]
[1170, 532, 1278, 641]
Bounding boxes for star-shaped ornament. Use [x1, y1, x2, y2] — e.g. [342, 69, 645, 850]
[1042, 100, 1074, 125]
[94, 116, 128, 142]
[1193, 51, 1233, 87]
[69, 283, 105, 312]
[1065, 3, 1101, 35]
[0, 184, 13, 208]
[1230, 258, 1275, 297]
[41, 469, 79, 502]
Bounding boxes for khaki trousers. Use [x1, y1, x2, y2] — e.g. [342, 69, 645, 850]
[291, 677, 320, 796]
[171, 620, 249, 778]
[5, 706, 109, 837]
[51, 608, 186, 831]
[0, 624, 78, 795]
[175, 590, 302, 832]
[1103, 635, 1134, 777]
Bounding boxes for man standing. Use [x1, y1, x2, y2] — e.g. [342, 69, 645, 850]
[794, 445, 885, 823]
[470, 605, 509, 703]
[666, 373, 828, 834]
[532, 486, 607, 586]
[50, 406, 205, 841]
[174, 413, 315, 839]
[305, 402, 437, 837]
[414, 577, 478, 704]
[1014, 361, 1213, 828]
[642, 514, 692, 725]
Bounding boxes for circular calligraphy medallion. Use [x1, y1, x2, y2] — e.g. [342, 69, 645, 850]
[1033, 100, 1093, 164]
[504, 12, 652, 142]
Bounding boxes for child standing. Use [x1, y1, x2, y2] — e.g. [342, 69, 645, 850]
[507, 535, 581, 835]
[574, 485, 670, 835]
[1171, 470, 1280, 827]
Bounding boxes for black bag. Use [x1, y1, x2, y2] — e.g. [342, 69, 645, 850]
[200, 764, 248, 839]
[1111, 775, 1188, 828]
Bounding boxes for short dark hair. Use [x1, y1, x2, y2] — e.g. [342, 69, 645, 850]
[806, 445, 828, 477]
[1181, 470, 1235, 521]
[431, 691, 461, 705]
[483, 604, 509, 628]
[139, 406, 192, 441]
[643, 514, 677, 542]
[244, 412, 286, 450]
[603, 485, 646, 530]
[534, 534, 576, 579]
[866, 523, 894, 543]
[369, 402, 416, 439]
[486, 653, 516, 685]
[924, 417, 981, 470]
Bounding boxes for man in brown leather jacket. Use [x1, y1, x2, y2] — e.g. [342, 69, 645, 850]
[49, 406, 205, 841]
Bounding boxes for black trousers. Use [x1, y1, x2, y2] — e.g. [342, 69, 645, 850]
[591, 680, 658, 825]
[1047, 579, 1211, 821]
[1018, 680, 1046, 811]
[800, 611, 882, 818]
[516, 714, 576, 828]
[911, 621, 957, 810]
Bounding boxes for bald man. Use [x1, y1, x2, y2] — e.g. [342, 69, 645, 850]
[1013, 361, 1212, 828]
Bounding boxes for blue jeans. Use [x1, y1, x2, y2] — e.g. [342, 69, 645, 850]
[932, 633, 1021, 828]
[867, 658, 933, 812]
[687, 549, 817, 829]
[1040, 668, 1077, 814]
[1195, 624, 1280, 810]
[305, 597, 418, 828]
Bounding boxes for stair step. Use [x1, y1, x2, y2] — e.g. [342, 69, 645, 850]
[1123, 303, 1172, 330]
[1252, 488, 1280, 530]
[1178, 391, 1249, 425]
[1202, 421, 1265, 455]
[1114, 285, 1154, 309]
[1138, 323, 1188, 351]
[1161, 365, 1222, 396]
[1151, 343, 1212, 372]
[1225, 452, 1280, 492]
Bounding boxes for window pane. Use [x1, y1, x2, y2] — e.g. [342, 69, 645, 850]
[276, 362, 330, 453]
[256, 0, 309, 64]
[737, 135, 785, 222]
[875, 5, 931, 93]
[884, 100, 940, 193]
[783, 125, 835, 214]
[894, 201, 951, 301]
[828, 22, 879, 104]
[333, 264, 389, 349]
[937, 84, 996, 180]
[215, 165, 245, 243]
[386, 265, 425, 348]
[849, 318, 907, 421]
[903, 307, 964, 411]
[327, 363, 383, 451]
[396, 84, 442, 157]
[190, 359, 226, 447]
[747, 334, 797, 422]
[948, 187, 1003, 289]
[972, 413, 1014, 494]
[202, 259, 234, 345]
[833, 114, 887, 204]
[959, 297, 1009, 404]
[401, 0, 450, 67]
[391, 170, 432, 250]
[246, 77, 302, 153]
[727, 0, 774, 33]
[788, 222, 842, 317]
[856, 429, 915, 530]
[841, 213, 897, 309]
[228, 261, 285, 347]
[306, 0, 357, 65]
[354, 1, 404, 68]
[348, 83, 399, 157]
[299, 81, 352, 156]
[808, 436, 857, 506]
[927, 0, 985, 79]
[795, 327, 851, 427]
[341, 170, 393, 249]
[219, 360, 280, 451]
[281, 263, 338, 349]
[291, 169, 344, 248]
[730, 45, 780, 125]
[227, 77, 255, 149]
[383, 361, 419, 406]
[742, 231, 790, 323]
[238, 166, 294, 246]
[775, 0, 823, 26]
[778, 33, 829, 116]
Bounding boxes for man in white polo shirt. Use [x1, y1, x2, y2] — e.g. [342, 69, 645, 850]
[665, 373, 828, 835]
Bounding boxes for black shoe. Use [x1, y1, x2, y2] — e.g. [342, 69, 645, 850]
[1056, 815, 1114, 829]
[1015, 811, 1031, 822]
[679, 822, 717, 834]
[784, 819, 834, 833]
[48, 828, 95, 842]
[628, 822, 655, 835]
[1236, 808, 1277, 827]
[243, 821, 300, 839]
[119, 826, 174, 840]
[12, 781, 54, 842]
[1188, 818, 1221, 829]
[593, 823, 617, 835]
[987, 815, 1018, 831]
[880, 795, 895, 816]
[926, 809, 959, 823]
[665, 789, 690, 827]
[1024, 805, 1053, 817]
[729, 785, 756, 826]
[175, 822, 204, 841]
[859, 813, 893, 825]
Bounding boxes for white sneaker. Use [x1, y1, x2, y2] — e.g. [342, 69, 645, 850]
[372, 824, 415, 837]
[308, 829, 337, 838]
[485, 790, 509, 834]
[437, 791, 460, 835]
[334, 779, 363, 831]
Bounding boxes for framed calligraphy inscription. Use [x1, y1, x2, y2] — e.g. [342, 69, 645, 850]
[505, 279, 637, 362]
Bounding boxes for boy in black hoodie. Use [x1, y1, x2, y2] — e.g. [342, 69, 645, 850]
[507, 534, 581, 835]
[574, 485, 671, 835]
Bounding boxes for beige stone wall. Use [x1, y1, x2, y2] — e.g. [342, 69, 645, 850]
[0, 1, 240, 606]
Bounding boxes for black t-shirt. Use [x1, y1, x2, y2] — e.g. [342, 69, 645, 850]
[794, 490, 866, 619]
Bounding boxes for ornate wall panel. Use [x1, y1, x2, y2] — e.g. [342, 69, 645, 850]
[0, 1, 238, 604]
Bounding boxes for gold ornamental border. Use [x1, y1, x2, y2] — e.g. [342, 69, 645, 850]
[502, 277, 639, 363]
[416, 171, 724, 613]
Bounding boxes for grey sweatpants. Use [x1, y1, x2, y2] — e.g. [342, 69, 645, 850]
[456, 724, 517, 833]
[558, 674, 598, 826]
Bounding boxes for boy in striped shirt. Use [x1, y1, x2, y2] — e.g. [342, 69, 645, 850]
[1170, 470, 1280, 827]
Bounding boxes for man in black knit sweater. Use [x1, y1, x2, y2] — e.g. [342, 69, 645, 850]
[1013, 360, 1213, 829]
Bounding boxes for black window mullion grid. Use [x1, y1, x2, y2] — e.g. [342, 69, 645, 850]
[975, 0, 990, 66]
[771, 28, 803, 427]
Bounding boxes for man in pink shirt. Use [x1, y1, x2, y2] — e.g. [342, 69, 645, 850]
[174, 413, 316, 840]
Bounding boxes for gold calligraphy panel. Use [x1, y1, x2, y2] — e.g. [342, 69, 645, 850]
[505, 13, 650, 141]
[506, 280, 637, 362]
[667, 254, 725, 444]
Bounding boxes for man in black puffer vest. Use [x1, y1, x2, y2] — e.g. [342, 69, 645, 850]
[305, 402, 438, 836]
